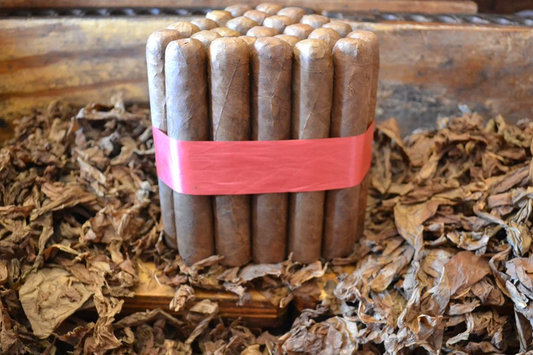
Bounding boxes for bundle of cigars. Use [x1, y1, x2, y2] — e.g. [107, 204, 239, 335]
[147, 3, 379, 267]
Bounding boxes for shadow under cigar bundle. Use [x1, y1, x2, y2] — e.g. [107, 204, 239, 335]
[146, 3, 379, 267]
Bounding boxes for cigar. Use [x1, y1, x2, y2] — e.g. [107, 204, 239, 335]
[256, 3, 283, 15]
[346, 31, 380, 242]
[209, 38, 252, 267]
[308, 28, 341, 50]
[165, 39, 215, 265]
[277, 7, 307, 22]
[226, 16, 259, 36]
[323, 20, 352, 38]
[322, 38, 374, 260]
[274, 34, 301, 48]
[263, 15, 294, 34]
[191, 30, 221, 48]
[239, 35, 257, 49]
[211, 27, 241, 37]
[206, 10, 233, 26]
[300, 14, 330, 29]
[289, 39, 333, 263]
[225, 4, 252, 17]
[250, 37, 292, 264]
[191, 18, 219, 31]
[246, 26, 279, 38]
[244, 10, 270, 25]
[283, 24, 314, 39]
[166, 22, 200, 37]
[146, 30, 181, 249]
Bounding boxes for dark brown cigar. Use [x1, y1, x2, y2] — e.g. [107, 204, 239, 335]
[225, 4, 252, 17]
[211, 27, 241, 37]
[191, 30, 221, 48]
[322, 38, 374, 260]
[256, 3, 283, 15]
[283, 23, 314, 39]
[191, 18, 219, 31]
[263, 15, 294, 34]
[166, 22, 200, 37]
[206, 10, 233, 26]
[250, 37, 292, 264]
[323, 20, 352, 37]
[226, 16, 259, 35]
[346, 31, 380, 242]
[208, 38, 252, 267]
[289, 39, 333, 263]
[244, 10, 270, 25]
[277, 7, 307, 22]
[165, 38, 215, 265]
[300, 14, 330, 29]
[274, 34, 301, 48]
[308, 28, 341, 50]
[246, 26, 278, 38]
[146, 29, 181, 249]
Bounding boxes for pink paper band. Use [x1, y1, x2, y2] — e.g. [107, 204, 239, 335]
[153, 122, 374, 195]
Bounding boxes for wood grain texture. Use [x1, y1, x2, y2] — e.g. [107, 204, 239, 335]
[2, 0, 478, 14]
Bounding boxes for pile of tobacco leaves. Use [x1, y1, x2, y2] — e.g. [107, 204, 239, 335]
[2, 96, 533, 354]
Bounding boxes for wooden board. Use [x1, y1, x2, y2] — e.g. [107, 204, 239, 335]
[1, 16, 532, 137]
[1, 0, 478, 14]
[122, 261, 288, 328]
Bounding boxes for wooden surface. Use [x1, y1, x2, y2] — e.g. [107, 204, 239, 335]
[122, 261, 288, 328]
[1, 0, 478, 14]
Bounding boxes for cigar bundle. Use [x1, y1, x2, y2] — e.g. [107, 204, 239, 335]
[147, 3, 379, 266]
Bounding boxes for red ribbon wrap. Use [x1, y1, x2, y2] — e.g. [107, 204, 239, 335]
[153, 121, 374, 196]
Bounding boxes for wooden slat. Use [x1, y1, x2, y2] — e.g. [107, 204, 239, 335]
[1, 0, 478, 14]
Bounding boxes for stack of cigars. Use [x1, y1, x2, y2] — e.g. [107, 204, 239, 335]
[147, 3, 379, 267]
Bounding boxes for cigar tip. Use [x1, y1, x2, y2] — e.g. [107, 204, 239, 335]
[294, 38, 330, 59]
[332, 38, 374, 64]
[146, 29, 181, 55]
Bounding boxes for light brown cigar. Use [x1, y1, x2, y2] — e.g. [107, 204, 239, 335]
[246, 26, 278, 38]
[209, 38, 252, 267]
[165, 39, 215, 266]
[289, 39, 333, 263]
[322, 38, 374, 260]
[263, 15, 294, 34]
[323, 20, 352, 37]
[256, 3, 283, 15]
[239, 35, 257, 49]
[206, 10, 233, 26]
[244, 10, 269, 25]
[346, 31, 380, 242]
[274, 34, 301, 48]
[283, 23, 314, 39]
[211, 27, 241, 37]
[251, 37, 292, 264]
[277, 7, 306, 22]
[309, 28, 341, 50]
[226, 16, 259, 35]
[146, 30, 181, 249]
[301, 14, 330, 29]
[225, 4, 252, 17]
[191, 18, 219, 31]
[166, 22, 200, 37]
[191, 30, 221, 48]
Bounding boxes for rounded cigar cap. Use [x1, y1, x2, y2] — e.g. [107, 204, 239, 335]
[166, 21, 200, 38]
[274, 34, 301, 48]
[283, 23, 314, 39]
[211, 27, 241, 37]
[225, 4, 252, 17]
[309, 27, 341, 50]
[252, 36, 291, 61]
[256, 2, 283, 15]
[243, 9, 269, 25]
[191, 30, 221, 48]
[206, 10, 233, 26]
[246, 26, 279, 38]
[191, 18, 219, 31]
[146, 29, 181, 56]
[165, 38, 206, 77]
[346, 30, 379, 45]
[239, 35, 257, 49]
[263, 15, 294, 34]
[332, 38, 373, 66]
[301, 14, 330, 29]
[294, 38, 330, 60]
[226, 16, 259, 35]
[323, 20, 353, 37]
[277, 7, 307, 22]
